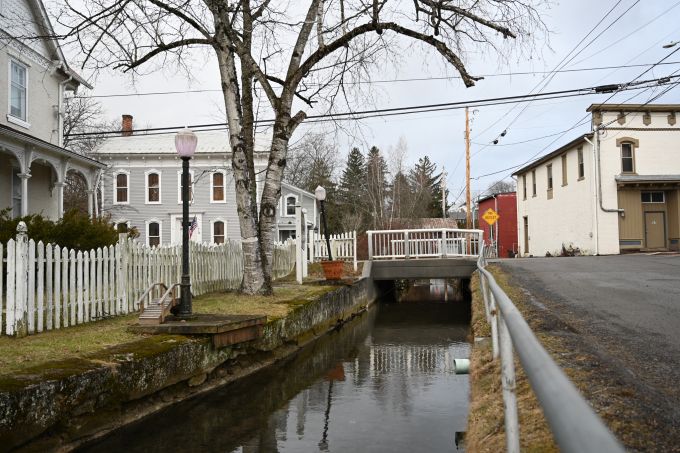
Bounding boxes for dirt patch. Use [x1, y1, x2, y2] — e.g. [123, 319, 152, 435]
[468, 265, 679, 453]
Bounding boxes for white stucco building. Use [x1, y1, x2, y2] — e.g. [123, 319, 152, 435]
[514, 104, 680, 256]
[0, 0, 104, 219]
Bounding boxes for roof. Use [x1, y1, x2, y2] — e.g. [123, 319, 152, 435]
[478, 191, 516, 204]
[281, 181, 315, 199]
[389, 218, 462, 229]
[512, 133, 592, 176]
[95, 130, 272, 155]
[1, 123, 106, 168]
[615, 174, 680, 184]
[587, 103, 680, 113]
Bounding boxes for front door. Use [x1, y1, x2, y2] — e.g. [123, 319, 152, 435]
[644, 212, 666, 249]
[171, 214, 203, 244]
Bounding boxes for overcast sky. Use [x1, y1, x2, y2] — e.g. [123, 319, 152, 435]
[62, 0, 680, 205]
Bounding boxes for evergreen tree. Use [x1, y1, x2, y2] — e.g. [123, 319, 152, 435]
[409, 156, 443, 218]
[366, 146, 389, 228]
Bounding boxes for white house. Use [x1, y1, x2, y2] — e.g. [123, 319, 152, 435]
[0, 0, 105, 219]
[514, 104, 680, 256]
[95, 116, 317, 245]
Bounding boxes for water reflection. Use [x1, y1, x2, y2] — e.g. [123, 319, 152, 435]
[82, 301, 470, 453]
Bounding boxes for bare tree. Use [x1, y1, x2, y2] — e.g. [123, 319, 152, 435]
[62, 92, 117, 155]
[57, 0, 547, 294]
[284, 133, 339, 191]
[486, 179, 516, 195]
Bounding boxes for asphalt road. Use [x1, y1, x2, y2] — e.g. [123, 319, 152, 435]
[499, 254, 680, 450]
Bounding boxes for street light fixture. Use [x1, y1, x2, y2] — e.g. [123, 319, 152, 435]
[315, 185, 333, 261]
[175, 128, 197, 317]
[663, 41, 679, 49]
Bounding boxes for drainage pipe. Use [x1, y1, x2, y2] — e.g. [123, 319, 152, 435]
[453, 358, 470, 375]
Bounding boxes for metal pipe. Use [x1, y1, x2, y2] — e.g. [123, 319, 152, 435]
[584, 130, 625, 215]
[478, 264, 624, 452]
[499, 314, 520, 453]
[454, 358, 470, 374]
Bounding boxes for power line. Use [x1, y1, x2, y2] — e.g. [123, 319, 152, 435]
[66, 75, 679, 138]
[69, 61, 680, 100]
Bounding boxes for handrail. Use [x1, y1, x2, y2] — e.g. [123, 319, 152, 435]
[136, 282, 168, 311]
[367, 228, 483, 260]
[476, 248, 624, 452]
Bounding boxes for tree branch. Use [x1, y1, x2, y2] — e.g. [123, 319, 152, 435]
[115, 38, 213, 71]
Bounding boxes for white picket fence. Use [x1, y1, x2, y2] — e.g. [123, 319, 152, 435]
[0, 223, 296, 337]
[308, 230, 357, 271]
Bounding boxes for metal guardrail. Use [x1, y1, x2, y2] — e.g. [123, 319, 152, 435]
[477, 249, 624, 453]
[367, 228, 482, 259]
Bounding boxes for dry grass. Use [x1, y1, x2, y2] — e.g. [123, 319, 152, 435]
[0, 284, 336, 375]
[466, 269, 557, 453]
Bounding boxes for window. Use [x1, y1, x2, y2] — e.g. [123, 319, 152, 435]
[522, 175, 527, 200]
[9, 60, 27, 121]
[115, 222, 129, 233]
[213, 220, 225, 244]
[547, 164, 553, 191]
[147, 222, 161, 247]
[577, 148, 584, 180]
[11, 167, 21, 217]
[531, 170, 536, 197]
[285, 195, 297, 216]
[177, 170, 194, 203]
[146, 171, 161, 203]
[561, 154, 568, 186]
[621, 142, 635, 173]
[641, 191, 665, 203]
[211, 171, 225, 202]
[114, 172, 129, 204]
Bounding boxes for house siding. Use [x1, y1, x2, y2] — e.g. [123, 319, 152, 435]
[101, 156, 244, 244]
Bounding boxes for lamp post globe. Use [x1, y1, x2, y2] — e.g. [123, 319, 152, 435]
[175, 128, 197, 318]
[315, 185, 333, 261]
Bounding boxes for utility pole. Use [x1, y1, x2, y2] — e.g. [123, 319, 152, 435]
[465, 106, 471, 229]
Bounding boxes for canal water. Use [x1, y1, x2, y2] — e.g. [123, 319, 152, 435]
[82, 281, 471, 452]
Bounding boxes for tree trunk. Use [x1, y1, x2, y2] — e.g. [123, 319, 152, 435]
[216, 47, 265, 294]
[258, 116, 291, 292]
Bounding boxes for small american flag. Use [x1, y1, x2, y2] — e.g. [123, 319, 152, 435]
[189, 216, 198, 238]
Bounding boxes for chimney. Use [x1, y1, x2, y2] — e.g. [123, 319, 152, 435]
[121, 114, 133, 136]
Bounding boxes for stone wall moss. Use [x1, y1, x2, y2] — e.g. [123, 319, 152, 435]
[0, 277, 377, 451]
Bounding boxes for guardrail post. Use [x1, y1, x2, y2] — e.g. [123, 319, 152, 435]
[489, 291, 500, 360]
[499, 313, 520, 453]
[368, 231, 373, 260]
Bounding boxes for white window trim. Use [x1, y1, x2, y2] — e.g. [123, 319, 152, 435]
[145, 219, 162, 246]
[113, 170, 130, 205]
[177, 169, 195, 204]
[641, 191, 665, 204]
[282, 193, 298, 217]
[7, 58, 30, 128]
[144, 169, 162, 204]
[210, 170, 227, 203]
[211, 218, 227, 244]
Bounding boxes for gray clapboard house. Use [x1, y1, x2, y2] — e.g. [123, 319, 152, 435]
[95, 116, 317, 245]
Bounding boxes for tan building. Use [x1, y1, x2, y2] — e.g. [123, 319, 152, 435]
[514, 104, 680, 256]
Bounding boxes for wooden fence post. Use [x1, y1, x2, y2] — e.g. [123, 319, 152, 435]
[14, 222, 28, 337]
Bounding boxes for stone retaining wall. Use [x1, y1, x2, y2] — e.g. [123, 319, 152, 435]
[0, 277, 378, 451]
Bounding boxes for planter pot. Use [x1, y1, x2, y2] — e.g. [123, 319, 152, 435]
[320, 260, 344, 280]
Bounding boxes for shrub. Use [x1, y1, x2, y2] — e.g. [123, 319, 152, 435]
[0, 209, 126, 250]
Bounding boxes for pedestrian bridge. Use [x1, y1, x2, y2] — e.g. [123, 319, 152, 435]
[367, 228, 482, 280]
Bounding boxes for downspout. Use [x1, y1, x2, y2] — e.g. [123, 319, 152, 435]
[583, 127, 624, 255]
[493, 193, 498, 256]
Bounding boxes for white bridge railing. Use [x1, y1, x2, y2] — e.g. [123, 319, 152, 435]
[367, 228, 484, 260]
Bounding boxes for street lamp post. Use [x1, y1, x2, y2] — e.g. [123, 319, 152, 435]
[175, 128, 198, 317]
[315, 185, 333, 261]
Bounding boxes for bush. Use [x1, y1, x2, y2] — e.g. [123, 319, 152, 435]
[0, 209, 125, 250]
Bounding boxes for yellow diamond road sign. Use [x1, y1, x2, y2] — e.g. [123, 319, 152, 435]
[482, 208, 500, 226]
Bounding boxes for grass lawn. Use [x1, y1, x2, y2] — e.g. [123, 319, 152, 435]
[0, 283, 336, 375]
